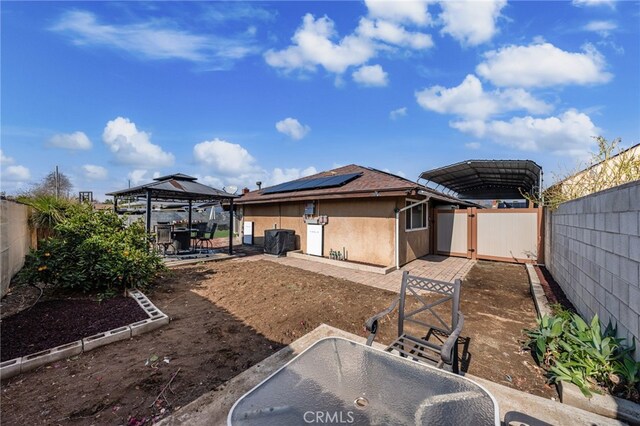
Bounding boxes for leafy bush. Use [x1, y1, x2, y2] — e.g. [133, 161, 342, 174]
[526, 309, 640, 401]
[19, 205, 164, 292]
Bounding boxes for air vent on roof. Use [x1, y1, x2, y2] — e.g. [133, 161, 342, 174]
[262, 173, 362, 195]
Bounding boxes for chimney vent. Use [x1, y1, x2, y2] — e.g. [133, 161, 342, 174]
[256, 181, 262, 190]
[242, 187, 250, 194]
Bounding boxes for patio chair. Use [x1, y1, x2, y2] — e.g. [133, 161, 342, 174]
[155, 224, 175, 255]
[365, 271, 464, 373]
[197, 222, 217, 250]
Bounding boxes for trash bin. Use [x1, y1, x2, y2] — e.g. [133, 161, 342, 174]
[264, 229, 296, 256]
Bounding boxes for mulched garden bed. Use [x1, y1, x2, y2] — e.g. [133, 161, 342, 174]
[534, 265, 577, 312]
[1, 296, 148, 361]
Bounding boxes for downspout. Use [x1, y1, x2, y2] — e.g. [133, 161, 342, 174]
[394, 196, 431, 270]
[228, 197, 234, 255]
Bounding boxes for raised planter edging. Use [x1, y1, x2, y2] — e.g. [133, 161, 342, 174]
[0, 290, 168, 381]
[559, 381, 640, 425]
[525, 264, 552, 319]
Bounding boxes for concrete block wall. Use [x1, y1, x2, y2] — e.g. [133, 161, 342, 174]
[546, 181, 640, 360]
[0, 200, 32, 297]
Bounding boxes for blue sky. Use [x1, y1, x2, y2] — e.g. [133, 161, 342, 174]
[2, 0, 639, 200]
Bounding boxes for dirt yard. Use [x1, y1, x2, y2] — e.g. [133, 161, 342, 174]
[0, 257, 552, 424]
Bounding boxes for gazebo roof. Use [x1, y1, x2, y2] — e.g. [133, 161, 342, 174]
[106, 173, 237, 201]
[419, 160, 542, 200]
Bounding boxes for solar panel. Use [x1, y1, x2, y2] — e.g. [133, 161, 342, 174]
[262, 173, 362, 194]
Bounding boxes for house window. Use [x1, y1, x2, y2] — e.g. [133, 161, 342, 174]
[405, 200, 427, 230]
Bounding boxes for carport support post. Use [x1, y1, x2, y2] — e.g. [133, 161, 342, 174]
[188, 200, 193, 251]
[145, 189, 152, 233]
[228, 198, 234, 255]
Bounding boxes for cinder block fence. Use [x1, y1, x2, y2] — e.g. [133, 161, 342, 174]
[545, 181, 640, 360]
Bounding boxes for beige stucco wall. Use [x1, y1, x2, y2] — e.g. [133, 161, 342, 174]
[1, 200, 32, 297]
[242, 196, 431, 267]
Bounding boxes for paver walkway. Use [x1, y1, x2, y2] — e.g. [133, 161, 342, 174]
[243, 254, 475, 293]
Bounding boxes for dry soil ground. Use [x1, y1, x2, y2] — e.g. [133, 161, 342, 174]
[0, 257, 552, 425]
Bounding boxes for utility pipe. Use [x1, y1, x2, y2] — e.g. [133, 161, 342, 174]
[395, 196, 430, 270]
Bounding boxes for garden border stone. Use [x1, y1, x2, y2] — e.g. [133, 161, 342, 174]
[0, 358, 22, 381]
[127, 289, 170, 336]
[559, 381, 640, 424]
[20, 340, 83, 372]
[1, 290, 168, 380]
[526, 264, 552, 318]
[82, 325, 132, 352]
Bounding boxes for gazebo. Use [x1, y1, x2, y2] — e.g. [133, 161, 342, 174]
[106, 173, 238, 255]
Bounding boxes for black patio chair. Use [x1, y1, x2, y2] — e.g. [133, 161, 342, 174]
[365, 271, 464, 373]
[197, 222, 218, 250]
[155, 224, 175, 256]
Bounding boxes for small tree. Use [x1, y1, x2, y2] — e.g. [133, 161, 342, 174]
[525, 137, 640, 209]
[25, 170, 74, 199]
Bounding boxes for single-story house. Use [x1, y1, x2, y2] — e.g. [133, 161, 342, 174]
[236, 165, 474, 268]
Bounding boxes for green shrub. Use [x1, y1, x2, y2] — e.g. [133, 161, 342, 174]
[526, 309, 640, 401]
[18, 205, 164, 292]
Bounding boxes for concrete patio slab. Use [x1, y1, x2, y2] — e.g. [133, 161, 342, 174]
[158, 324, 622, 426]
[246, 254, 476, 293]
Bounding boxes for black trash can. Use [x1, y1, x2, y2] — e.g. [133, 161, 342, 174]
[264, 229, 296, 256]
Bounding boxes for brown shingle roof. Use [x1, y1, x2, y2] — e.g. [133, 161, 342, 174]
[237, 164, 470, 205]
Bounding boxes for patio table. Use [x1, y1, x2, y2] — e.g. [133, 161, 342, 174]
[171, 229, 196, 252]
[228, 337, 499, 425]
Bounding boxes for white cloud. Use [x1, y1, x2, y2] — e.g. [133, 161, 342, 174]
[352, 64, 389, 87]
[415, 74, 552, 120]
[476, 43, 612, 88]
[390, 107, 407, 120]
[52, 10, 258, 68]
[2, 165, 31, 182]
[82, 164, 108, 180]
[271, 166, 318, 185]
[439, 0, 506, 46]
[48, 131, 92, 150]
[196, 174, 225, 190]
[265, 12, 434, 77]
[357, 18, 433, 49]
[264, 14, 376, 74]
[364, 0, 433, 26]
[127, 169, 161, 186]
[102, 117, 175, 167]
[382, 168, 406, 178]
[452, 109, 600, 157]
[0, 149, 14, 165]
[193, 138, 258, 176]
[465, 142, 481, 150]
[275, 118, 311, 140]
[572, 0, 615, 8]
[583, 20, 617, 37]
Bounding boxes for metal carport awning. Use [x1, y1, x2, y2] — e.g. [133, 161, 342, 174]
[419, 160, 542, 200]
